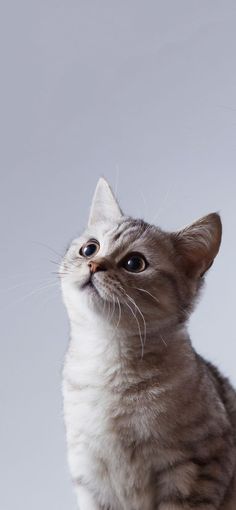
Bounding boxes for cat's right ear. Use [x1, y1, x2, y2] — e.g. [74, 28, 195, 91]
[88, 177, 123, 226]
[172, 213, 222, 278]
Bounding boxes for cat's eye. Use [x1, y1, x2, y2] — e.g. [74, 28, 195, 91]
[122, 253, 147, 273]
[79, 240, 100, 258]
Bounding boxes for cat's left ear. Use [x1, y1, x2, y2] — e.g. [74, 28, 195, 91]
[172, 213, 222, 278]
[88, 177, 123, 226]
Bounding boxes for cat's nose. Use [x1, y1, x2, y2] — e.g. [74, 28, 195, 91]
[88, 260, 107, 273]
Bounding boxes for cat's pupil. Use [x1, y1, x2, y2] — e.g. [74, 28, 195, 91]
[124, 255, 146, 272]
[82, 243, 98, 257]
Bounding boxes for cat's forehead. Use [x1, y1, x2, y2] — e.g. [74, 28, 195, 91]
[87, 217, 153, 245]
[72, 217, 158, 252]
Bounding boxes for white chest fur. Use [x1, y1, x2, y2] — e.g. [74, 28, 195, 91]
[62, 324, 155, 510]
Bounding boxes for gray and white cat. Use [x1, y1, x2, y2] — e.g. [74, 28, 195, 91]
[61, 178, 236, 510]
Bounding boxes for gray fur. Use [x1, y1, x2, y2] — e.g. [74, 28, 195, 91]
[61, 178, 236, 509]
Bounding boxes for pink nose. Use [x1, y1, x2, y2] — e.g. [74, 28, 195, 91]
[88, 261, 106, 273]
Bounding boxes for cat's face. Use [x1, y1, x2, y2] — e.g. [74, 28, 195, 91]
[61, 178, 222, 336]
[61, 216, 181, 332]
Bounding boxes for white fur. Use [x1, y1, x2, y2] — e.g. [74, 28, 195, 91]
[62, 316, 159, 510]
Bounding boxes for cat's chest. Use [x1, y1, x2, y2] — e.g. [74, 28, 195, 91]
[62, 337, 168, 510]
[62, 336, 156, 468]
[63, 352, 156, 510]
[62, 340, 125, 442]
[62, 335, 162, 444]
[63, 372, 119, 444]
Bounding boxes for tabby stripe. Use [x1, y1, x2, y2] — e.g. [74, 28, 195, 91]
[161, 495, 215, 507]
[199, 473, 226, 485]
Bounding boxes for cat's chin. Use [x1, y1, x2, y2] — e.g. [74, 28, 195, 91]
[80, 276, 113, 303]
[81, 279, 100, 298]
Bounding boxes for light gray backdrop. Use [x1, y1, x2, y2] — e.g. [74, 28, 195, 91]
[0, 1, 236, 509]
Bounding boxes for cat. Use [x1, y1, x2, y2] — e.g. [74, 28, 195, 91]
[61, 177, 236, 510]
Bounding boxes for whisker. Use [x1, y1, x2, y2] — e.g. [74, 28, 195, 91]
[49, 259, 61, 267]
[160, 333, 167, 347]
[32, 241, 64, 260]
[52, 270, 73, 279]
[102, 294, 107, 316]
[114, 296, 122, 334]
[36, 291, 59, 312]
[133, 287, 161, 305]
[2, 268, 53, 279]
[123, 297, 144, 359]
[114, 296, 128, 376]
[51, 271, 67, 276]
[124, 291, 147, 346]
[35, 243, 78, 272]
[0, 277, 55, 293]
[109, 294, 116, 323]
[0, 281, 59, 312]
[117, 284, 147, 358]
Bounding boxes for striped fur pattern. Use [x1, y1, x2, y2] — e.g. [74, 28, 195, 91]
[61, 178, 236, 509]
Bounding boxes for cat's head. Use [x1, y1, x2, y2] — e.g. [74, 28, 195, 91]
[61, 178, 222, 336]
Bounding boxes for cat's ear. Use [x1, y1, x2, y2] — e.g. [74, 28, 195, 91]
[88, 177, 123, 226]
[172, 213, 222, 278]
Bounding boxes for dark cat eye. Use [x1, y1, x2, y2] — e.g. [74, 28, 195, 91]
[79, 240, 100, 258]
[122, 253, 147, 273]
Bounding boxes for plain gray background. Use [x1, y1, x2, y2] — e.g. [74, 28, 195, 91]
[0, 1, 236, 509]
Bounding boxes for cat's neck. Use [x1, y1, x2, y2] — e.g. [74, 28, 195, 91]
[68, 314, 196, 382]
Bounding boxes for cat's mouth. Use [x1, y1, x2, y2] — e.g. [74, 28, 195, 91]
[81, 277, 100, 297]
